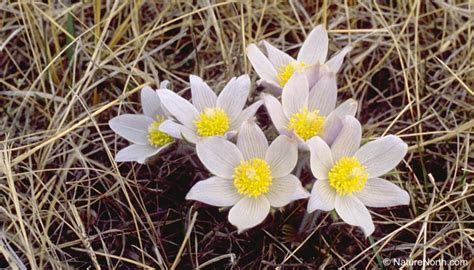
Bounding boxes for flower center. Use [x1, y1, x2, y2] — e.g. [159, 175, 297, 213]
[194, 107, 230, 137]
[233, 158, 272, 197]
[277, 61, 306, 87]
[287, 107, 325, 141]
[328, 157, 368, 196]
[147, 116, 174, 147]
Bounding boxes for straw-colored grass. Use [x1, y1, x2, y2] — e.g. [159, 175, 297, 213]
[0, 1, 472, 269]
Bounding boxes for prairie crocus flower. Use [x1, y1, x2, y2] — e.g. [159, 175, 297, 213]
[157, 75, 262, 144]
[307, 116, 409, 236]
[186, 120, 309, 232]
[109, 85, 174, 164]
[262, 72, 357, 148]
[246, 25, 351, 93]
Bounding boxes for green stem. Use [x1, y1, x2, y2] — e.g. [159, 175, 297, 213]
[65, 0, 75, 63]
[368, 235, 385, 270]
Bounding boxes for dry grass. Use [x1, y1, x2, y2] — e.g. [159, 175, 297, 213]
[0, 0, 473, 269]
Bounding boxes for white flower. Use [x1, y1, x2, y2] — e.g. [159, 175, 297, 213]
[109, 85, 174, 164]
[186, 120, 309, 232]
[262, 72, 357, 148]
[306, 116, 409, 237]
[246, 25, 351, 93]
[156, 75, 262, 144]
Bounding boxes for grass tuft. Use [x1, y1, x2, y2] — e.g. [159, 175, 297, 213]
[0, 1, 472, 268]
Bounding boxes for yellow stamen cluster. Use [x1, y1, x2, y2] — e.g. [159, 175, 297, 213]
[194, 107, 230, 137]
[276, 61, 306, 87]
[233, 158, 272, 197]
[147, 116, 174, 147]
[287, 107, 325, 141]
[328, 157, 368, 196]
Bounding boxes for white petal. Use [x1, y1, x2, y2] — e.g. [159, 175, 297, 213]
[355, 178, 410, 208]
[280, 129, 306, 147]
[354, 135, 408, 178]
[186, 176, 242, 207]
[237, 119, 268, 160]
[217, 75, 250, 120]
[228, 196, 270, 233]
[109, 114, 153, 145]
[335, 195, 375, 237]
[297, 25, 328, 65]
[296, 136, 309, 151]
[265, 135, 298, 178]
[281, 72, 309, 118]
[225, 130, 237, 140]
[333, 98, 358, 117]
[304, 65, 321, 89]
[159, 120, 198, 144]
[141, 86, 164, 118]
[115, 144, 164, 164]
[158, 80, 169, 89]
[196, 137, 243, 178]
[308, 75, 337, 116]
[156, 89, 199, 129]
[230, 100, 263, 131]
[155, 89, 174, 118]
[307, 136, 333, 179]
[322, 115, 342, 146]
[331, 116, 362, 161]
[307, 179, 336, 212]
[189, 75, 217, 112]
[261, 40, 294, 69]
[258, 79, 283, 95]
[326, 46, 352, 73]
[322, 99, 358, 145]
[292, 183, 311, 201]
[246, 44, 277, 83]
[262, 94, 288, 131]
[265, 174, 307, 207]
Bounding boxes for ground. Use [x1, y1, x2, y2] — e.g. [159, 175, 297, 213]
[0, 1, 472, 269]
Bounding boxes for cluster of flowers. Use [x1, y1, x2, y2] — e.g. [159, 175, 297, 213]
[109, 25, 409, 236]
